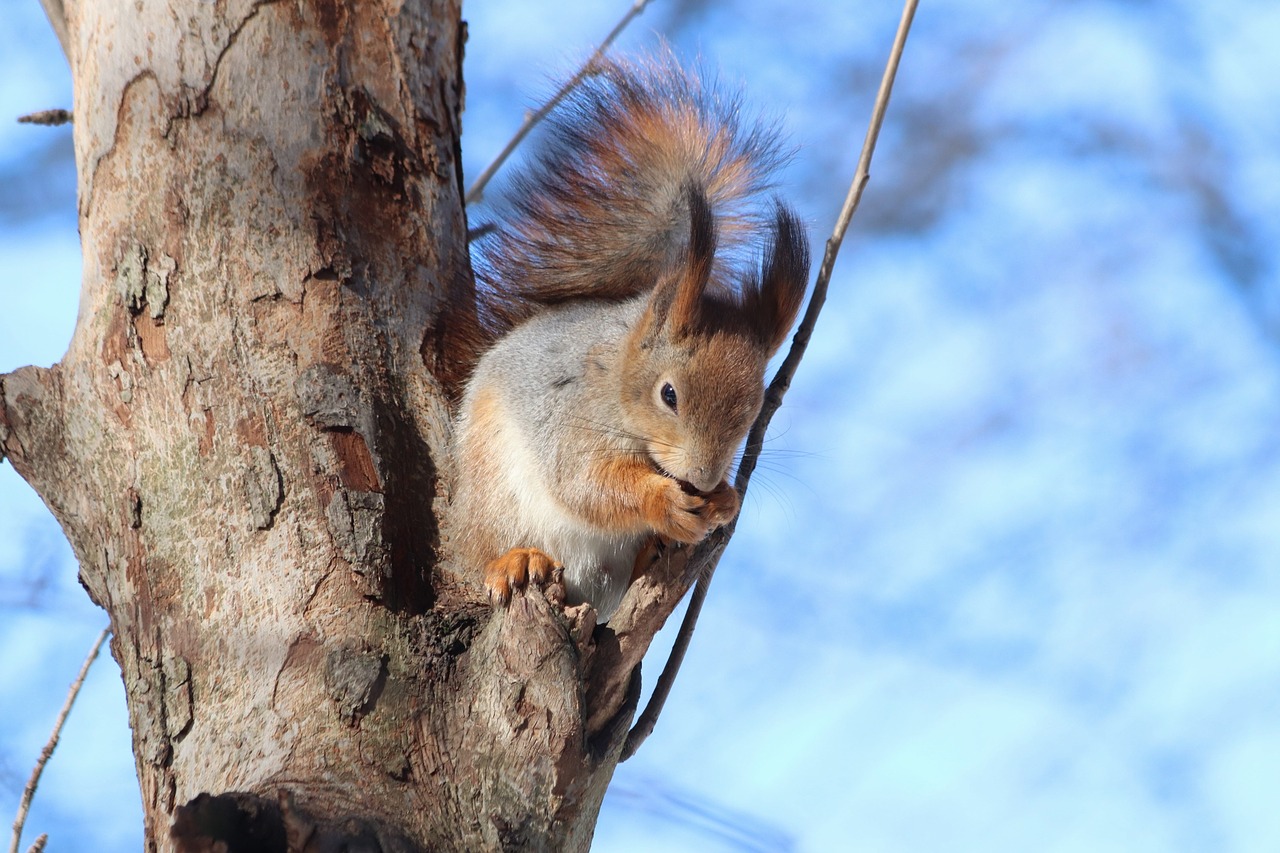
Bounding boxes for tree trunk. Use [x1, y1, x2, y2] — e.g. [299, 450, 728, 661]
[0, 2, 701, 849]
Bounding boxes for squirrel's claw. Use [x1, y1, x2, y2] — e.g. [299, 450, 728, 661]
[484, 547, 564, 607]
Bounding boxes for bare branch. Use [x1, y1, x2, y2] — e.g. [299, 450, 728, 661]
[16, 110, 73, 127]
[9, 627, 111, 853]
[24, 836, 46, 853]
[37, 0, 70, 64]
[0, 367, 68, 498]
[618, 566, 707, 759]
[622, 0, 921, 761]
[463, 0, 652, 206]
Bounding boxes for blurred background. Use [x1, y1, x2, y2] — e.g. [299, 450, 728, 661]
[4, 0, 1280, 850]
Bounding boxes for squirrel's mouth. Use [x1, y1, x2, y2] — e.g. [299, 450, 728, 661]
[648, 456, 702, 497]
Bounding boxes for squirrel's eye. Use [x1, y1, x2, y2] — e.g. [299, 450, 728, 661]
[660, 382, 678, 412]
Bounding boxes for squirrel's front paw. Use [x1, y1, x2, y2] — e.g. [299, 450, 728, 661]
[484, 547, 564, 606]
[702, 480, 740, 527]
[652, 478, 738, 545]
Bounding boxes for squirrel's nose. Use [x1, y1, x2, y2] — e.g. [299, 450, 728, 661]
[688, 466, 719, 493]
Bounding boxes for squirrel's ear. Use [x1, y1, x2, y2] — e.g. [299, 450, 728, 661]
[747, 202, 810, 354]
[645, 184, 717, 339]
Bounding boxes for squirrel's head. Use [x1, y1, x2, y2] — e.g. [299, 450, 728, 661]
[620, 187, 810, 493]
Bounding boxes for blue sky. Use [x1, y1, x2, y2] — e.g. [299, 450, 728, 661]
[4, 1, 1280, 851]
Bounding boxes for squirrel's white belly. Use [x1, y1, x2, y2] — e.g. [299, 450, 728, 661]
[493, 404, 642, 622]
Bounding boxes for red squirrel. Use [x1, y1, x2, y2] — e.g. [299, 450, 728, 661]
[453, 56, 810, 621]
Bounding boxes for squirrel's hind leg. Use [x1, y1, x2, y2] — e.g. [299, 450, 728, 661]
[629, 536, 667, 585]
[485, 547, 565, 606]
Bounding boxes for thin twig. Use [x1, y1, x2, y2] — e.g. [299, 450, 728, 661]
[24, 835, 47, 853]
[619, 569, 708, 759]
[9, 627, 111, 853]
[623, 0, 920, 761]
[464, 0, 652, 206]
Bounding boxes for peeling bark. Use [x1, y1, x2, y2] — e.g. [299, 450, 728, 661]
[4, 1, 712, 849]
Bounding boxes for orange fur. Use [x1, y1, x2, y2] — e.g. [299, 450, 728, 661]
[484, 547, 563, 605]
[469, 55, 790, 340]
[629, 536, 665, 585]
[454, 387, 506, 565]
[573, 456, 740, 545]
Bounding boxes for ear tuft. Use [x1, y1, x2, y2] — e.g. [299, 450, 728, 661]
[747, 201, 810, 353]
[644, 183, 718, 338]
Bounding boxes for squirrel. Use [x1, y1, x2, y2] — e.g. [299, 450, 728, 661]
[452, 56, 810, 622]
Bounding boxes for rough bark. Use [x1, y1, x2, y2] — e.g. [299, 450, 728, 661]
[1, 1, 707, 850]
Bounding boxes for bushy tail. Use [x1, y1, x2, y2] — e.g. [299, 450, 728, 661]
[470, 54, 790, 333]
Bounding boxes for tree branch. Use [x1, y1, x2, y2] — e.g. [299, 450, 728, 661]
[584, 545, 699, 736]
[37, 0, 70, 64]
[621, 0, 921, 761]
[0, 367, 66, 489]
[17, 110, 73, 127]
[9, 627, 110, 853]
[463, 0, 652, 206]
